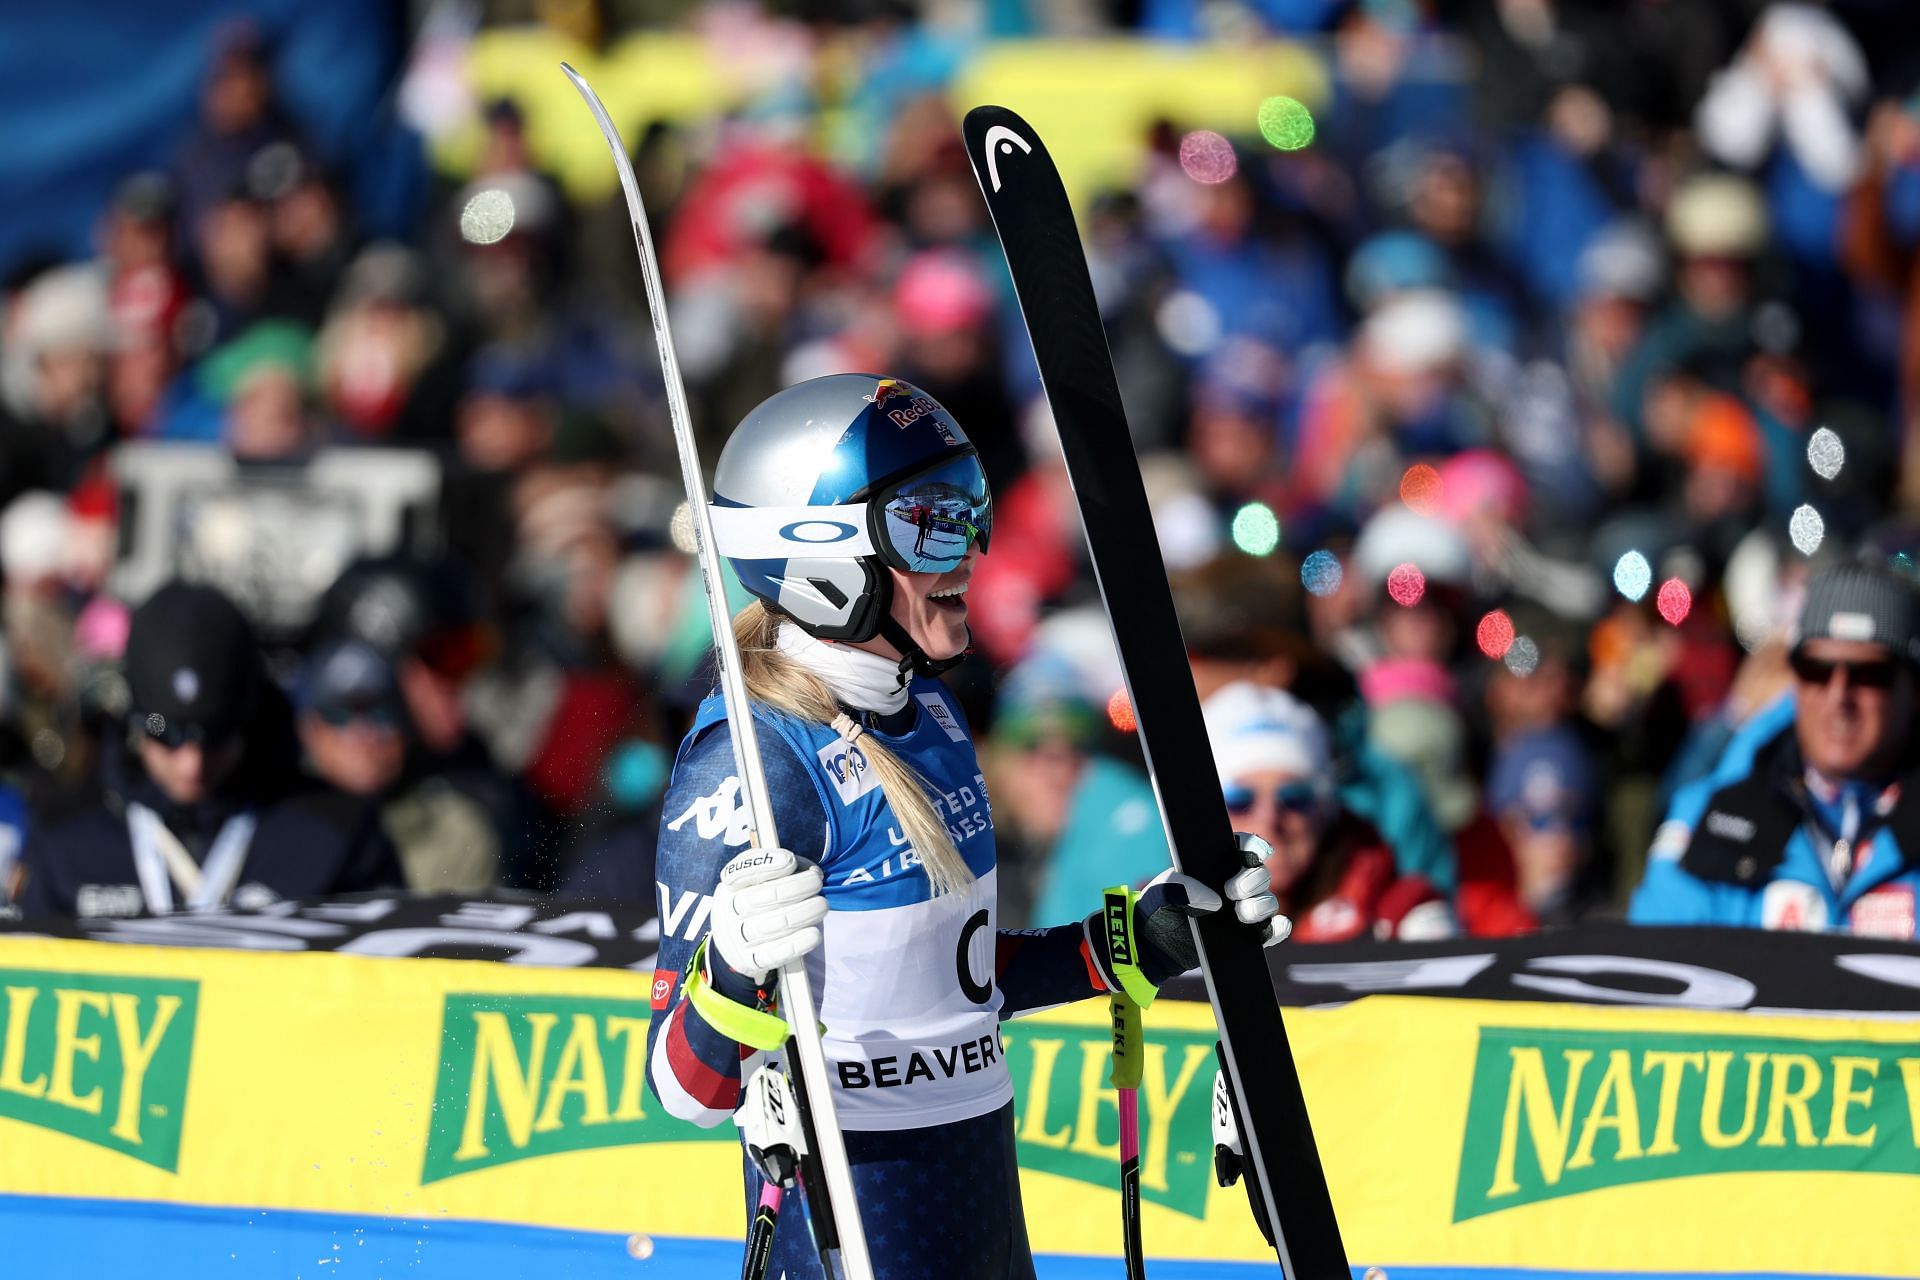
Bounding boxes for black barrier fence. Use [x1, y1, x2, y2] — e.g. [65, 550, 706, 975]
[7, 894, 1920, 1016]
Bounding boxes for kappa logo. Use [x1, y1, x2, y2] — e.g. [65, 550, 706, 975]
[665, 776, 754, 847]
[817, 739, 879, 806]
[916, 692, 967, 743]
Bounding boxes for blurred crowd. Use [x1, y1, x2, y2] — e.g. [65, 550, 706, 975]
[6, 0, 1920, 942]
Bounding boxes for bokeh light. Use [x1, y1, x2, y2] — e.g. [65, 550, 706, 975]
[1386, 562, 1427, 607]
[1612, 551, 1652, 602]
[1178, 130, 1238, 185]
[1231, 501, 1280, 556]
[1107, 689, 1136, 734]
[1789, 503, 1825, 556]
[1503, 636, 1540, 677]
[459, 187, 516, 245]
[1806, 427, 1845, 480]
[1656, 578, 1692, 626]
[669, 501, 698, 555]
[1155, 290, 1222, 357]
[1257, 96, 1316, 150]
[1399, 463, 1442, 515]
[1893, 551, 1917, 581]
[1476, 610, 1515, 659]
[1301, 550, 1344, 597]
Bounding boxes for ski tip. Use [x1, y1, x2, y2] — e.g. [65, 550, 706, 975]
[962, 106, 1051, 198]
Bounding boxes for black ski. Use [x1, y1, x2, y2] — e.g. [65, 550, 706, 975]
[963, 106, 1350, 1279]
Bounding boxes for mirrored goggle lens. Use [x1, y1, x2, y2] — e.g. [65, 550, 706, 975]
[877, 455, 992, 573]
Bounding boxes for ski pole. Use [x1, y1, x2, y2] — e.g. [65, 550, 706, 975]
[1104, 886, 1149, 1279]
[561, 63, 872, 1280]
[1111, 995, 1146, 1279]
[738, 1063, 808, 1280]
[741, 1180, 783, 1280]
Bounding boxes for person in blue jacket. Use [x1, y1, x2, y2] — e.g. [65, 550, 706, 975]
[1631, 563, 1920, 937]
[641, 375, 1282, 1279]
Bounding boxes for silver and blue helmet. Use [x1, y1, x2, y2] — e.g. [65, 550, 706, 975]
[710, 374, 992, 647]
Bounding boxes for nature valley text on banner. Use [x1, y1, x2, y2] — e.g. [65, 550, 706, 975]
[1454, 1026, 1920, 1221]
[422, 993, 730, 1183]
[0, 968, 196, 1172]
[1000, 1019, 1217, 1218]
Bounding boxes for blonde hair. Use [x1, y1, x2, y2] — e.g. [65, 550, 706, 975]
[733, 601, 973, 897]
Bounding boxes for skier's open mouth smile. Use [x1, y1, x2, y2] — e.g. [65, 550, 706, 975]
[927, 580, 969, 613]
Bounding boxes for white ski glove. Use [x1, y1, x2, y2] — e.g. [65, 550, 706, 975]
[708, 846, 829, 985]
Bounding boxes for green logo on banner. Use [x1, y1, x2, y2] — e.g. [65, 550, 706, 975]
[0, 968, 198, 1171]
[422, 994, 728, 1183]
[1001, 1022, 1217, 1219]
[1455, 1027, 1920, 1220]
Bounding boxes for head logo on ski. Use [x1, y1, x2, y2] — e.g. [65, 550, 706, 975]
[981, 125, 1033, 192]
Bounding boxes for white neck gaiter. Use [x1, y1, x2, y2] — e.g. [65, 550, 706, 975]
[775, 622, 910, 714]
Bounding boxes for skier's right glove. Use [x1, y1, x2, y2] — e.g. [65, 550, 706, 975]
[708, 845, 829, 986]
[683, 846, 828, 1052]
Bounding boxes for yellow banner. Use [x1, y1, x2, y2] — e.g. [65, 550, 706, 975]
[0, 934, 1916, 1275]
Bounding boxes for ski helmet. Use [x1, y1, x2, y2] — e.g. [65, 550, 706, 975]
[710, 373, 992, 667]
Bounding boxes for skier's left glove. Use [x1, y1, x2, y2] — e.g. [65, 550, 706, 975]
[1083, 835, 1290, 1005]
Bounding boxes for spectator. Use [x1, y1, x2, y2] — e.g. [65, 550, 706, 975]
[298, 637, 499, 894]
[984, 656, 1170, 929]
[170, 23, 303, 240]
[312, 555, 525, 884]
[0, 264, 113, 509]
[1632, 564, 1920, 935]
[14, 582, 402, 916]
[198, 319, 319, 461]
[1483, 612, 1606, 925]
[1203, 680, 1452, 941]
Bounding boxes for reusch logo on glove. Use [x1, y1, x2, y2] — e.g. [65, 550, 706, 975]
[730, 849, 779, 875]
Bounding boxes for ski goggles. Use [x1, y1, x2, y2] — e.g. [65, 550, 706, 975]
[1788, 651, 1902, 690]
[869, 452, 993, 574]
[708, 452, 992, 571]
[1221, 780, 1322, 818]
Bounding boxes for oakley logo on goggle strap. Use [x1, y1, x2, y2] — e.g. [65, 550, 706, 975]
[709, 503, 877, 559]
[781, 520, 861, 544]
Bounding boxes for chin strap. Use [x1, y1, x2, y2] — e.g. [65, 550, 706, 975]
[875, 615, 970, 680]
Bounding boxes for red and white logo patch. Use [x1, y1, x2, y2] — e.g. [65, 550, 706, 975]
[1760, 880, 1829, 932]
[1849, 885, 1917, 939]
[651, 972, 679, 1011]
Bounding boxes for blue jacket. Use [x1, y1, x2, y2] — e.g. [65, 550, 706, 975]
[1630, 697, 1920, 937]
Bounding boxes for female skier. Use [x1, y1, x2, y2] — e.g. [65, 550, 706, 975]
[644, 374, 1282, 1278]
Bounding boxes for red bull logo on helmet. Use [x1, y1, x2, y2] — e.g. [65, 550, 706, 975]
[869, 379, 951, 439]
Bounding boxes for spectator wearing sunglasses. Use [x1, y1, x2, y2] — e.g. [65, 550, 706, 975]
[1632, 564, 1920, 935]
[12, 581, 402, 917]
[1202, 681, 1453, 942]
[297, 638, 500, 894]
